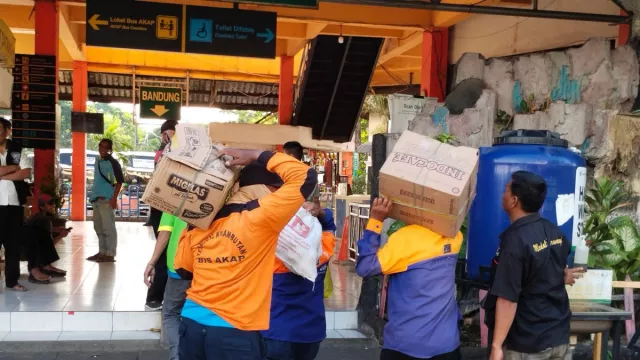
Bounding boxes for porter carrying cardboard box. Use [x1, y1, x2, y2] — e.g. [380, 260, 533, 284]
[142, 124, 239, 229]
[379, 131, 479, 237]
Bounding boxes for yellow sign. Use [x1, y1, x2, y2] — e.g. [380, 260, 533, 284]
[0, 20, 15, 68]
[156, 16, 178, 40]
[88, 14, 109, 31]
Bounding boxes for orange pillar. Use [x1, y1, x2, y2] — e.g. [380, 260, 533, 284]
[33, 0, 59, 206]
[278, 55, 294, 125]
[619, 10, 630, 46]
[71, 61, 87, 221]
[421, 29, 449, 102]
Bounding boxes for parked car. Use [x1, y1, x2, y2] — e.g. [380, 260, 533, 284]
[122, 151, 155, 194]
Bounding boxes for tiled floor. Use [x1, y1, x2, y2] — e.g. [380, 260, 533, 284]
[0, 221, 362, 337]
[4, 221, 157, 313]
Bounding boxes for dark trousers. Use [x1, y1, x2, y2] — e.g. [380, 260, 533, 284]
[0, 205, 24, 288]
[380, 348, 461, 360]
[146, 207, 167, 303]
[264, 338, 321, 360]
[24, 227, 60, 272]
[179, 317, 266, 360]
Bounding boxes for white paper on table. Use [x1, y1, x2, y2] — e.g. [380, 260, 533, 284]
[566, 269, 613, 303]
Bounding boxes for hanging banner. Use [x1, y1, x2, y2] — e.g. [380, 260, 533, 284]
[0, 20, 15, 68]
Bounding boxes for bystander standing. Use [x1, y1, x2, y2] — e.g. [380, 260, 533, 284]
[0, 118, 32, 292]
[87, 139, 124, 263]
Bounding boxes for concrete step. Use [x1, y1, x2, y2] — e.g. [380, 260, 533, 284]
[0, 310, 361, 341]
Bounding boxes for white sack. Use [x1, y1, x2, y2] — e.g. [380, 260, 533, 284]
[276, 207, 323, 282]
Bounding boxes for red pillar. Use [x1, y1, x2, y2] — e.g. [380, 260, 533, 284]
[33, 0, 59, 205]
[278, 55, 294, 125]
[420, 29, 449, 102]
[619, 10, 630, 46]
[71, 61, 87, 221]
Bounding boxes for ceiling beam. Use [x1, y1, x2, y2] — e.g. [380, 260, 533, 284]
[378, 31, 422, 64]
[0, 0, 33, 5]
[285, 22, 326, 57]
[321, 24, 404, 38]
[432, 0, 505, 28]
[276, 21, 307, 39]
[142, 0, 432, 30]
[59, 4, 85, 61]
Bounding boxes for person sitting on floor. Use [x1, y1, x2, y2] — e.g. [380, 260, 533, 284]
[23, 195, 68, 284]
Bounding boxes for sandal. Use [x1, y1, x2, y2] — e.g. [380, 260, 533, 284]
[96, 255, 116, 263]
[6, 284, 27, 292]
[28, 275, 51, 284]
[86, 253, 101, 261]
[42, 269, 66, 278]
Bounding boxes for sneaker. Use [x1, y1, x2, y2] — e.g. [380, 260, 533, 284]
[145, 301, 162, 311]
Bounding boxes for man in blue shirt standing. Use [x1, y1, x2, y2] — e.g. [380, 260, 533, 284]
[87, 139, 124, 263]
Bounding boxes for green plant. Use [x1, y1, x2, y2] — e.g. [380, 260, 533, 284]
[435, 133, 458, 145]
[518, 94, 551, 115]
[496, 109, 514, 132]
[585, 178, 640, 280]
[89, 117, 135, 166]
[39, 173, 65, 216]
[351, 174, 367, 195]
[362, 95, 390, 119]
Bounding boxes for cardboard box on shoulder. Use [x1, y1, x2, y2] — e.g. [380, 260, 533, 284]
[379, 131, 479, 238]
[141, 125, 240, 229]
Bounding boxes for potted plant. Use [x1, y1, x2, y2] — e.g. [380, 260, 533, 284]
[39, 173, 67, 230]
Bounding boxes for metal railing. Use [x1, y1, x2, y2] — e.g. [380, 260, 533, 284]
[58, 183, 150, 221]
[348, 203, 370, 262]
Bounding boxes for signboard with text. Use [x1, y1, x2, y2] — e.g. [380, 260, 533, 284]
[86, 0, 277, 59]
[139, 86, 182, 120]
[86, 0, 183, 53]
[11, 54, 57, 149]
[185, 6, 277, 59]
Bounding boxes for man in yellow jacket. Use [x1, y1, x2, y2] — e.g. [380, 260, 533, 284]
[174, 149, 317, 360]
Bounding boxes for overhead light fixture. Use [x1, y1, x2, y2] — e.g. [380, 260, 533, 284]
[338, 24, 344, 44]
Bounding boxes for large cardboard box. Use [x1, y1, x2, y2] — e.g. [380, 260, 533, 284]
[379, 131, 479, 237]
[142, 125, 239, 229]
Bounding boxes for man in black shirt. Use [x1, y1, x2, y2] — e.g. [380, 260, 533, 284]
[485, 171, 573, 360]
[145, 120, 177, 311]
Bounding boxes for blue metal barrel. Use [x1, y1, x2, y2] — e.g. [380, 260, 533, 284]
[466, 130, 587, 281]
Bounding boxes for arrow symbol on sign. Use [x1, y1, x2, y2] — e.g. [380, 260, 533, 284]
[89, 14, 109, 31]
[257, 28, 274, 44]
[150, 105, 169, 117]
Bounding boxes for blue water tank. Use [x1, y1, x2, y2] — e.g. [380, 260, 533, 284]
[466, 130, 587, 281]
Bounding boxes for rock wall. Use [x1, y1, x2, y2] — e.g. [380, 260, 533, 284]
[399, 38, 639, 158]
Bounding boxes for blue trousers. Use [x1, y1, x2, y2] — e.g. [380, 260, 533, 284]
[264, 338, 322, 360]
[179, 317, 265, 360]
